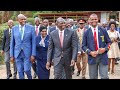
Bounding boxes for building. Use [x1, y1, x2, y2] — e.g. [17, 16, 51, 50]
[38, 11, 114, 24]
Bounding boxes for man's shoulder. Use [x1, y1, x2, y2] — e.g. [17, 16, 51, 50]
[26, 24, 33, 28]
[12, 25, 18, 29]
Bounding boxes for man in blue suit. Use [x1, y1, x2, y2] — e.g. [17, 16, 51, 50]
[10, 14, 36, 79]
[82, 13, 111, 79]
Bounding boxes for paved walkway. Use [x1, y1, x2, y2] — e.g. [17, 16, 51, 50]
[0, 61, 120, 79]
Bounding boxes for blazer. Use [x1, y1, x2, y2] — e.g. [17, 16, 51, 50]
[36, 35, 49, 60]
[10, 24, 36, 58]
[1, 29, 11, 52]
[47, 28, 78, 66]
[82, 26, 111, 65]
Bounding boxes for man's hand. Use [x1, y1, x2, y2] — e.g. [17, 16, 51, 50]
[1, 50, 4, 56]
[46, 62, 51, 70]
[30, 56, 35, 63]
[10, 57, 14, 63]
[90, 51, 98, 57]
[70, 60, 75, 66]
[98, 48, 106, 54]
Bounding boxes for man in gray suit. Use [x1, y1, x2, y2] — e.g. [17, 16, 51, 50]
[46, 17, 78, 79]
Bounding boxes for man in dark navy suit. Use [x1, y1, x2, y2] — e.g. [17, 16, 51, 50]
[82, 14, 111, 79]
[1, 20, 17, 79]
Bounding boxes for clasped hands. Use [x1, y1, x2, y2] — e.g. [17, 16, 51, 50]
[90, 48, 105, 57]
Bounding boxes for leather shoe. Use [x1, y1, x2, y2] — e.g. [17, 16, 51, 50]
[13, 76, 17, 79]
[82, 77, 86, 79]
[7, 74, 12, 79]
[77, 71, 80, 76]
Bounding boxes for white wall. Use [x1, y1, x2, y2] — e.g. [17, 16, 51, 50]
[100, 12, 107, 23]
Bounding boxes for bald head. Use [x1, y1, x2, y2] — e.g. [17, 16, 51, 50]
[89, 13, 98, 28]
[17, 14, 26, 26]
[17, 14, 26, 19]
[89, 13, 98, 18]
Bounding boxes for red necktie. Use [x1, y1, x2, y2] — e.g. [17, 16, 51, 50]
[94, 28, 98, 51]
[36, 26, 38, 36]
[60, 31, 63, 48]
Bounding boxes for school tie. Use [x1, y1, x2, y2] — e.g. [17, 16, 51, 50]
[36, 26, 38, 36]
[94, 28, 98, 51]
[60, 31, 63, 48]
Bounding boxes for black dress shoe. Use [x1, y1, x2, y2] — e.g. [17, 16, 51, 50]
[13, 76, 17, 79]
[82, 77, 86, 79]
[77, 71, 80, 76]
[7, 74, 12, 79]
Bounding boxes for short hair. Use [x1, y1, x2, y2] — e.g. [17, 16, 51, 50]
[56, 17, 65, 23]
[109, 21, 117, 28]
[43, 19, 49, 22]
[34, 17, 41, 22]
[39, 26, 47, 32]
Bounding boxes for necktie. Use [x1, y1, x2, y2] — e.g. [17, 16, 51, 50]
[36, 26, 38, 36]
[9, 29, 11, 38]
[21, 26, 23, 40]
[60, 31, 63, 48]
[94, 28, 98, 51]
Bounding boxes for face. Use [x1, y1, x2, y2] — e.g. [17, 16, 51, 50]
[40, 29, 47, 37]
[35, 20, 40, 26]
[18, 17, 26, 26]
[78, 21, 85, 29]
[88, 18, 92, 25]
[90, 15, 98, 27]
[110, 24, 115, 30]
[43, 20, 49, 27]
[57, 22, 66, 30]
[66, 23, 72, 28]
[8, 21, 14, 28]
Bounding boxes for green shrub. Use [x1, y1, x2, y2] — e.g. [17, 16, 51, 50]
[0, 54, 4, 64]
[26, 18, 35, 25]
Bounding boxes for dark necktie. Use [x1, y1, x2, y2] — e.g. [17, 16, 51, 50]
[9, 29, 11, 38]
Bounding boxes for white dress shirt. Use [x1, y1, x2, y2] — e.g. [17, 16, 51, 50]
[91, 25, 99, 49]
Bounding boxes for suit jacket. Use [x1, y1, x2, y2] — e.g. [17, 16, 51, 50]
[10, 24, 36, 58]
[36, 35, 49, 60]
[47, 28, 78, 66]
[49, 26, 57, 33]
[1, 29, 11, 52]
[82, 26, 111, 65]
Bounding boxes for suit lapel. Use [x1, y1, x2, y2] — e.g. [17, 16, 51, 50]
[6, 29, 10, 37]
[55, 30, 61, 48]
[89, 28, 96, 49]
[98, 27, 102, 48]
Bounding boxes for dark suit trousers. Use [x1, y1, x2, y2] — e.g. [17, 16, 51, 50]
[54, 57, 72, 79]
